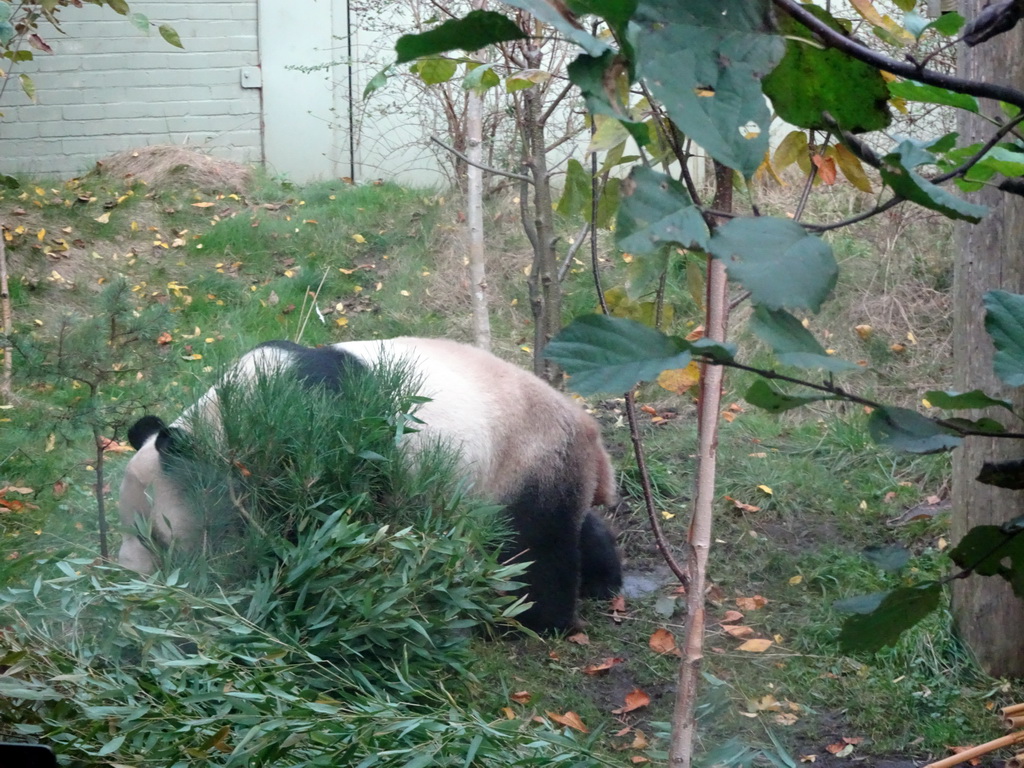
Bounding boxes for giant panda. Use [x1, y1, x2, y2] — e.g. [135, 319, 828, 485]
[118, 337, 622, 633]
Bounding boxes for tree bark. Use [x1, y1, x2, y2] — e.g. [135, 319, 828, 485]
[952, 4, 1024, 677]
[466, 0, 491, 351]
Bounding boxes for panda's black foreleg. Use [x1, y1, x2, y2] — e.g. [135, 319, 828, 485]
[579, 511, 622, 600]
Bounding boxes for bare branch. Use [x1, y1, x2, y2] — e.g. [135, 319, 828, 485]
[429, 135, 533, 182]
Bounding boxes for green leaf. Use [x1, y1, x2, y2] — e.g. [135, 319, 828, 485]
[709, 218, 837, 312]
[414, 58, 458, 85]
[0, 174, 19, 190]
[0, 21, 13, 46]
[634, 0, 784, 178]
[363, 65, 392, 99]
[502, 0, 611, 56]
[942, 416, 1008, 435]
[159, 24, 183, 48]
[462, 61, 499, 93]
[545, 314, 691, 396]
[880, 141, 988, 223]
[565, 0, 638, 35]
[838, 583, 942, 653]
[129, 12, 150, 33]
[763, 4, 890, 133]
[902, 10, 930, 37]
[616, 167, 709, 254]
[0, 3, 10, 22]
[595, 176, 620, 229]
[567, 52, 650, 147]
[557, 158, 591, 218]
[924, 389, 1013, 412]
[505, 68, 550, 93]
[19, 74, 36, 103]
[395, 10, 526, 63]
[744, 379, 834, 413]
[929, 11, 966, 36]
[862, 544, 911, 572]
[888, 80, 979, 113]
[867, 406, 962, 453]
[98, 734, 127, 756]
[985, 290, 1024, 386]
[949, 525, 1024, 598]
[106, 0, 130, 15]
[748, 306, 857, 372]
[977, 459, 1024, 490]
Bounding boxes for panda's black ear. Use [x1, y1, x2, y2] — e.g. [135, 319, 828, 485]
[127, 415, 166, 450]
[154, 426, 192, 460]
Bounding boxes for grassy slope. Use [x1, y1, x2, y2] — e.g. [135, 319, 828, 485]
[1, 169, 1020, 765]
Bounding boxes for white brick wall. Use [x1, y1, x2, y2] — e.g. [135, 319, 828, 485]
[0, 1, 262, 178]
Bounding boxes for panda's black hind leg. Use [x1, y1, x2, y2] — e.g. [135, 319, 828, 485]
[579, 511, 622, 600]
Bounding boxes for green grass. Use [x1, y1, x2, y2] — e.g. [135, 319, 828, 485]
[1, 171, 1021, 765]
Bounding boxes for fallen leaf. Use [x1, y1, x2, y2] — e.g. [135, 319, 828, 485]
[773, 712, 799, 726]
[156, 331, 173, 345]
[192, 201, 216, 208]
[737, 638, 773, 653]
[501, 707, 516, 720]
[629, 730, 649, 749]
[736, 595, 768, 611]
[567, 631, 589, 645]
[649, 628, 679, 655]
[610, 595, 626, 612]
[722, 624, 754, 639]
[725, 495, 760, 513]
[612, 689, 651, 714]
[352, 233, 366, 243]
[720, 610, 744, 624]
[583, 657, 625, 675]
[547, 711, 588, 732]
[510, 690, 531, 705]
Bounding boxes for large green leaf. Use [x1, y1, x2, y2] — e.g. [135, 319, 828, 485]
[949, 525, 1024, 598]
[838, 583, 942, 653]
[744, 379, 834, 413]
[867, 406, 962, 453]
[984, 290, 1024, 387]
[924, 389, 1014, 412]
[557, 158, 591, 218]
[616, 167, 709, 254]
[748, 306, 858, 372]
[567, 53, 650, 147]
[977, 459, 1024, 490]
[544, 315, 691, 396]
[709, 219, 837, 313]
[763, 5, 890, 133]
[880, 140, 988, 223]
[395, 10, 527, 63]
[888, 80, 979, 113]
[632, 0, 784, 178]
[502, 0, 610, 56]
[565, 0, 638, 35]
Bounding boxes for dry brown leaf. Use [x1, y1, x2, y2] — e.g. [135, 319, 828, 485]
[649, 628, 679, 655]
[735, 595, 768, 611]
[630, 757, 650, 764]
[811, 154, 837, 185]
[737, 638, 773, 653]
[611, 594, 627, 612]
[720, 610, 744, 624]
[501, 707, 516, 720]
[547, 711, 589, 733]
[510, 691, 531, 705]
[566, 631, 590, 645]
[725, 495, 760, 513]
[583, 657, 625, 675]
[612, 689, 651, 714]
[722, 624, 755, 639]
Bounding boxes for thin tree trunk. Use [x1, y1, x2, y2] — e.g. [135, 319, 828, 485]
[951, 3, 1024, 677]
[1, 223, 11, 401]
[94, 429, 109, 560]
[466, 0, 491, 351]
[521, 42, 560, 384]
[670, 162, 732, 767]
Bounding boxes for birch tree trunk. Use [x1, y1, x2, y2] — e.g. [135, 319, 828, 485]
[951, 4, 1024, 677]
[466, 0, 491, 350]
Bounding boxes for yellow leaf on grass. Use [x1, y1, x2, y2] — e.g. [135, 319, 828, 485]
[192, 201, 215, 208]
[757, 485, 773, 495]
[352, 233, 366, 243]
[737, 638, 773, 653]
[95, 212, 110, 224]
